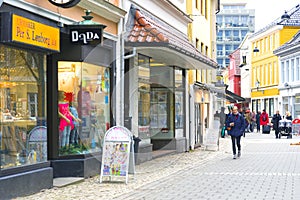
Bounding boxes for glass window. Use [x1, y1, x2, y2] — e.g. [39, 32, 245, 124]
[281, 61, 285, 83]
[295, 97, 300, 118]
[286, 60, 289, 82]
[217, 16, 223, 26]
[175, 69, 184, 129]
[138, 54, 151, 139]
[296, 58, 300, 81]
[0, 45, 47, 169]
[269, 98, 274, 116]
[58, 62, 110, 156]
[150, 67, 174, 139]
[241, 30, 248, 38]
[217, 58, 223, 67]
[240, 16, 248, 26]
[291, 59, 295, 82]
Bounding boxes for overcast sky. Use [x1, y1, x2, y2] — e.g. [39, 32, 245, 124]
[246, 0, 300, 31]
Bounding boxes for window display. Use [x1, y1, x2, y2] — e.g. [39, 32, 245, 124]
[0, 45, 47, 169]
[58, 62, 110, 156]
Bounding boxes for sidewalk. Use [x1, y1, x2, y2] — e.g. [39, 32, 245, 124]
[15, 146, 229, 200]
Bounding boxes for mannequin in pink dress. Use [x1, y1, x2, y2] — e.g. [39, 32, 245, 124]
[58, 91, 77, 148]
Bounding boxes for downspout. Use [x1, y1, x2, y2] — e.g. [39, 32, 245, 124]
[124, 47, 136, 59]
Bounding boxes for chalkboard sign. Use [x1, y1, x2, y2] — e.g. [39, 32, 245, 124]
[100, 126, 134, 184]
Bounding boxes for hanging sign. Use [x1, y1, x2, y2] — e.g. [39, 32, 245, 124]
[69, 25, 105, 45]
[100, 126, 135, 184]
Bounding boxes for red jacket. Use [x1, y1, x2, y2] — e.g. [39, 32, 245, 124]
[260, 112, 269, 125]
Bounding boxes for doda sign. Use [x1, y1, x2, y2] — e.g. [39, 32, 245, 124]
[70, 28, 103, 45]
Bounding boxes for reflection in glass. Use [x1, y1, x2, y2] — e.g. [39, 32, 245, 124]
[58, 62, 110, 156]
[0, 45, 47, 169]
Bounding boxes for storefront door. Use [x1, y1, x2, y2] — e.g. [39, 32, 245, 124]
[194, 103, 202, 146]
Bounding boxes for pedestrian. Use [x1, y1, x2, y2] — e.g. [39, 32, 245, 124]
[219, 107, 226, 138]
[285, 111, 293, 121]
[250, 111, 256, 132]
[260, 109, 270, 133]
[226, 106, 245, 159]
[271, 110, 281, 139]
[244, 110, 251, 133]
[256, 111, 261, 132]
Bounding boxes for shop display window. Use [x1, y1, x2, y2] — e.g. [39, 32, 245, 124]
[0, 45, 47, 169]
[138, 54, 151, 139]
[58, 62, 110, 156]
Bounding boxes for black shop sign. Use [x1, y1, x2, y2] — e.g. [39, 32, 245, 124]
[69, 25, 105, 45]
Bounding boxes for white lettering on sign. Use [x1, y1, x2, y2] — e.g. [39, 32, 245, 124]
[71, 30, 100, 44]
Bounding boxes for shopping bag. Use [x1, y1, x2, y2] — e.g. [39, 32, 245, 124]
[221, 126, 226, 138]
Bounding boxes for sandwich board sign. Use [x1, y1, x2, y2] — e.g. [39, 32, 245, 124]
[100, 126, 135, 184]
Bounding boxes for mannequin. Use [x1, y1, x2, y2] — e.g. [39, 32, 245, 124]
[58, 91, 77, 148]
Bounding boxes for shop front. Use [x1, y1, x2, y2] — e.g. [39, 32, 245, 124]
[48, 14, 115, 178]
[0, 5, 59, 199]
[123, 5, 217, 163]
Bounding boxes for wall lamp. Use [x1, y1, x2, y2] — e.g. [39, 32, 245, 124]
[253, 47, 259, 53]
[255, 80, 264, 93]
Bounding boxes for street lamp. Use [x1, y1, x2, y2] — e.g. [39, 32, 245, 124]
[253, 47, 259, 53]
[281, 11, 290, 20]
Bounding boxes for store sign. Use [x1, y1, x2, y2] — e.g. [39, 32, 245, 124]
[70, 28, 103, 45]
[12, 14, 60, 51]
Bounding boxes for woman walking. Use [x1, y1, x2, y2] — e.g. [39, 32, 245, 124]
[226, 106, 246, 159]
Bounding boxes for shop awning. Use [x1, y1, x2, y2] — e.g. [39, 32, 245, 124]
[212, 86, 245, 103]
[124, 5, 218, 70]
[223, 90, 245, 103]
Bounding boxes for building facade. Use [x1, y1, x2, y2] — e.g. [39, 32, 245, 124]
[274, 31, 300, 119]
[249, 4, 300, 116]
[122, 0, 218, 161]
[0, 0, 126, 198]
[216, 0, 255, 68]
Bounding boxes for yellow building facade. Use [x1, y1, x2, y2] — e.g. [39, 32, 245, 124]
[186, 0, 218, 84]
[250, 25, 300, 113]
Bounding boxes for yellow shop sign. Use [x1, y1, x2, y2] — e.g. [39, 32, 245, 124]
[12, 14, 60, 51]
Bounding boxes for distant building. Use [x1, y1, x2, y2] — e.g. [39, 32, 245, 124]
[216, 0, 255, 68]
[249, 4, 300, 116]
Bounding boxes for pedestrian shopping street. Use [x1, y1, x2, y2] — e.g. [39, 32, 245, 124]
[15, 131, 300, 200]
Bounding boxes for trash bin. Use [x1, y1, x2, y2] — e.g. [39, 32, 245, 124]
[133, 135, 141, 153]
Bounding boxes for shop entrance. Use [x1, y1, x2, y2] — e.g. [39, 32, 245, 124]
[194, 103, 202, 146]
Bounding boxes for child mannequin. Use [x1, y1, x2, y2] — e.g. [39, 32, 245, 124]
[58, 91, 78, 148]
[69, 101, 81, 145]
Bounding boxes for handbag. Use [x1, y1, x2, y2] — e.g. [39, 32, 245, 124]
[221, 126, 226, 138]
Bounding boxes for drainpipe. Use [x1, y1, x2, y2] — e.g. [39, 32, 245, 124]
[124, 47, 136, 59]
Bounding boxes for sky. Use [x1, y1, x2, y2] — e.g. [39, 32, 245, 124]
[246, 0, 300, 31]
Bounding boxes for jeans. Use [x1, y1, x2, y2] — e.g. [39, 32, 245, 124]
[275, 129, 279, 138]
[60, 125, 71, 148]
[70, 126, 79, 145]
[257, 123, 260, 132]
[231, 135, 241, 155]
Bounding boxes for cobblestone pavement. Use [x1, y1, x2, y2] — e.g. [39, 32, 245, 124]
[15, 131, 300, 200]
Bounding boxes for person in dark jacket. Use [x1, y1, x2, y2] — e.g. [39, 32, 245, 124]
[271, 110, 281, 139]
[256, 111, 261, 132]
[226, 106, 245, 159]
[285, 111, 293, 121]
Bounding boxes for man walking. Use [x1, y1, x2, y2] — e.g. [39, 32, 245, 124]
[226, 106, 245, 159]
[271, 110, 281, 139]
